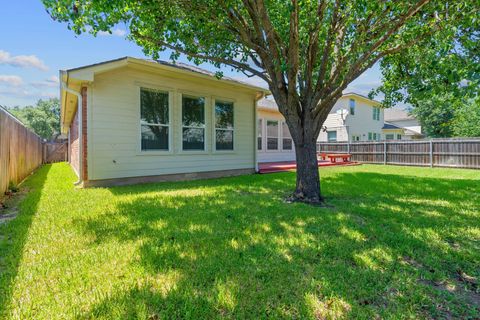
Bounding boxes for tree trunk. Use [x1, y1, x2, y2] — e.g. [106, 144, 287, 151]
[293, 139, 323, 204]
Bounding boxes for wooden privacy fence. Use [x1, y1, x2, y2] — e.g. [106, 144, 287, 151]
[317, 138, 480, 169]
[43, 141, 68, 163]
[0, 107, 44, 196]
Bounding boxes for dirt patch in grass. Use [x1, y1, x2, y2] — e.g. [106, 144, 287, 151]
[0, 188, 29, 224]
[419, 276, 480, 314]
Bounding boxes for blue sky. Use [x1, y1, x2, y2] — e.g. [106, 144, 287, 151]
[0, 0, 383, 107]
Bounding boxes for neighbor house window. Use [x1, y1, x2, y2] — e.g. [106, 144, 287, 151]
[352, 135, 360, 141]
[385, 134, 394, 140]
[215, 100, 234, 150]
[349, 99, 356, 115]
[368, 132, 373, 141]
[257, 119, 263, 150]
[182, 95, 205, 150]
[373, 107, 380, 121]
[282, 122, 293, 150]
[397, 134, 402, 140]
[372, 132, 378, 140]
[140, 88, 169, 151]
[267, 120, 279, 150]
[327, 130, 337, 142]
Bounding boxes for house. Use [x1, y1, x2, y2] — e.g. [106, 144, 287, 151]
[60, 57, 268, 187]
[383, 108, 423, 139]
[257, 93, 385, 162]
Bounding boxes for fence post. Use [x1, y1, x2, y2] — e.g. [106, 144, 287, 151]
[347, 142, 350, 154]
[383, 141, 387, 165]
[429, 140, 433, 168]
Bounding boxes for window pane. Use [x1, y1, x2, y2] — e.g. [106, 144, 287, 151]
[183, 128, 204, 150]
[141, 125, 168, 150]
[141, 89, 169, 125]
[283, 138, 292, 150]
[327, 131, 337, 142]
[397, 134, 402, 140]
[349, 99, 355, 115]
[386, 134, 394, 140]
[215, 101, 234, 129]
[267, 120, 278, 137]
[282, 122, 292, 139]
[267, 138, 278, 150]
[182, 96, 205, 127]
[216, 130, 233, 150]
[257, 119, 262, 150]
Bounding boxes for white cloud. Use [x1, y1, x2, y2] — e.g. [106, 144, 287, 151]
[97, 28, 127, 37]
[0, 50, 49, 71]
[231, 75, 268, 89]
[345, 81, 382, 96]
[0, 75, 23, 86]
[31, 75, 59, 88]
[0, 86, 57, 99]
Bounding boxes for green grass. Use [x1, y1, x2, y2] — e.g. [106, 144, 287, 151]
[0, 163, 479, 319]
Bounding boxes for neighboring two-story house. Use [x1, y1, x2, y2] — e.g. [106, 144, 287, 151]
[256, 92, 385, 162]
[318, 92, 384, 142]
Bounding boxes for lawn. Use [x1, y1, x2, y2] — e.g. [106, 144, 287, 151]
[0, 163, 479, 319]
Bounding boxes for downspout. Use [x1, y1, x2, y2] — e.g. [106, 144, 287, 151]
[61, 79, 83, 185]
[254, 91, 266, 173]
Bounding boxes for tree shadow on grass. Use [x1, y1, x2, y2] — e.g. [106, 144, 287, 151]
[77, 171, 480, 319]
[0, 165, 51, 317]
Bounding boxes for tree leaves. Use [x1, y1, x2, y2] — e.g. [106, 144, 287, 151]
[8, 98, 61, 140]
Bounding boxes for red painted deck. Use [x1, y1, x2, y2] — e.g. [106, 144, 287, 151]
[258, 160, 359, 174]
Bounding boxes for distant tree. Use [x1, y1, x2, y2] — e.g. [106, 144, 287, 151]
[374, 1, 479, 137]
[410, 95, 456, 138]
[452, 96, 480, 137]
[43, 0, 478, 203]
[9, 98, 60, 140]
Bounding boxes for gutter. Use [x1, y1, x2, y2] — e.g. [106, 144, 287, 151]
[254, 91, 266, 172]
[61, 78, 83, 186]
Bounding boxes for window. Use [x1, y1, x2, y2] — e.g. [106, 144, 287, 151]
[397, 134, 402, 140]
[215, 100, 234, 150]
[373, 107, 380, 121]
[182, 95, 205, 150]
[257, 119, 263, 150]
[140, 88, 169, 151]
[368, 132, 373, 141]
[266, 120, 279, 150]
[352, 135, 360, 141]
[327, 130, 337, 142]
[282, 122, 293, 150]
[349, 99, 356, 115]
[385, 134, 394, 140]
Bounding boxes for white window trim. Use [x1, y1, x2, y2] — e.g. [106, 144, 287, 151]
[180, 93, 207, 153]
[213, 98, 235, 153]
[351, 134, 360, 142]
[137, 86, 174, 155]
[281, 121, 293, 151]
[373, 107, 380, 121]
[266, 119, 280, 152]
[257, 118, 264, 151]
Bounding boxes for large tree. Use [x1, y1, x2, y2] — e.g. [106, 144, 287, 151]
[8, 98, 60, 140]
[374, 2, 479, 137]
[43, 0, 475, 203]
